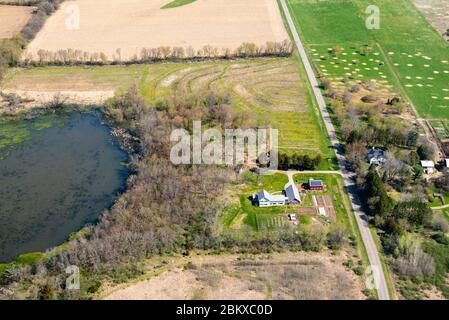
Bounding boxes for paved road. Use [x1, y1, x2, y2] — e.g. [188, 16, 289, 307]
[279, 0, 390, 300]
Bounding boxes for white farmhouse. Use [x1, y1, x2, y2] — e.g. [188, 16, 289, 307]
[254, 190, 287, 207]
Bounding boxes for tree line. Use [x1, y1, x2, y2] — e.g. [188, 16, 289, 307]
[278, 153, 323, 171]
[23, 40, 294, 65]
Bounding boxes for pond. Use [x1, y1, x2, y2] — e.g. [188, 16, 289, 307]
[0, 112, 129, 263]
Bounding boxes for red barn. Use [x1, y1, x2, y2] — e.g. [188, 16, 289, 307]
[309, 179, 324, 191]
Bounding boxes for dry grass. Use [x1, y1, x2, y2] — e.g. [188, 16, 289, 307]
[3, 59, 333, 156]
[0, 5, 35, 39]
[103, 252, 366, 300]
[25, 0, 288, 60]
[413, 0, 449, 41]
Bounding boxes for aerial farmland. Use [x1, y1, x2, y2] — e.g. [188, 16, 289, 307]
[286, 0, 449, 119]
[25, 0, 289, 61]
[2, 0, 449, 304]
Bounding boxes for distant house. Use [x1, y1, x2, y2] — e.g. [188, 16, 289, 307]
[309, 179, 324, 191]
[367, 147, 387, 166]
[421, 160, 435, 174]
[254, 190, 287, 207]
[284, 184, 301, 205]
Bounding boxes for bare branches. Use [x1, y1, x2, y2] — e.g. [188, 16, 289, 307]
[23, 40, 294, 65]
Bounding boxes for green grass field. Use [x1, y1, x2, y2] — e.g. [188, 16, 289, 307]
[161, 0, 197, 9]
[430, 119, 449, 140]
[286, 0, 449, 119]
[4, 58, 336, 165]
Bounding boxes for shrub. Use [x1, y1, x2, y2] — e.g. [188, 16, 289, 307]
[431, 214, 449, 233]
[361, 94, 379, 103]
[394, 242, 435, 278]
[327, 225, 348, 250]
[348, 84, 361, 93]
[431, 232, 449, 245]
[38, 283, 55, 300]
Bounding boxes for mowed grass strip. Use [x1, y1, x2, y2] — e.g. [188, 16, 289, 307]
[286, 0, 449, 119]
[4, 58, 335, 162]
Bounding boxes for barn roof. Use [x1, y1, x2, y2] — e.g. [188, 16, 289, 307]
[285, 184, 301, 202]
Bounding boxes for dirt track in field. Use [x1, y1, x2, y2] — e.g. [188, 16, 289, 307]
[0, 5, 35, 39]
[25, 0, 289, 60]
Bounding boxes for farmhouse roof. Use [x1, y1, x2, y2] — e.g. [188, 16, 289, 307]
[420, 160, 435, 168]
[256, 190, 286, 202]
[285, 184, 301, 202]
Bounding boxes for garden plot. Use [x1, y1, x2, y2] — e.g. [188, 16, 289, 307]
[0, 5, 34, 39]
[25, 0, 288, 61]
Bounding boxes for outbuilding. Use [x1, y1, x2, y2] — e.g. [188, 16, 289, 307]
[421, 160, 435, 174]
[309, 179, 324, 191]
[284, 184, 301, 205]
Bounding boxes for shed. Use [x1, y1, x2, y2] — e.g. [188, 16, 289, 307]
[309, 179, 324, 191]
[421, 160, 435, 174]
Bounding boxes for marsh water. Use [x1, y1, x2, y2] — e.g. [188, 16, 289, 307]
[0, 112, 128, 262]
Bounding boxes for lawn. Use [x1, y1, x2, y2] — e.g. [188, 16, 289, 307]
[286, 0, 449, 119]
[4, 58, 336, 165]
[221, 172, 289, 231]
